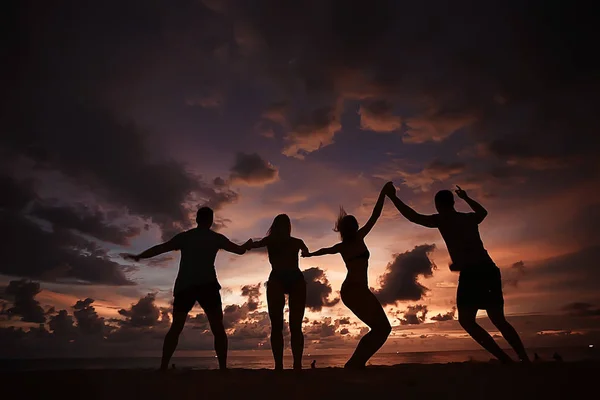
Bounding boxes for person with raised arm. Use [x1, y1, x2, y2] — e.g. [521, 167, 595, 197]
[244, 214, 309, 370]
[122, 206, 250, 371]
[302, 183, 394, 369]
[384, 182, 529, 363]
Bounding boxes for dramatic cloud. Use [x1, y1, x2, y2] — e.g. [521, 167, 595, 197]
[398, 304, 428, 325]
[303, 267, 340, 311]
[73, 298, 110, 336]
[229, 153, 279, 186]
[31, 202, 140, 246]
[240, 283, 262, 311]
[2, 280, 46, 323]
[118, 293, 162, 327]
[359, 100, 402, 133]
[375, 244, 437, 305]
[386, 160, 466, 192]
[430, 307, 457, 322]
[48, 309, 77, 339]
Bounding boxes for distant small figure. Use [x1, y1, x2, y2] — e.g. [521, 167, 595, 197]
[311, 360, 316, 369]
[534, 353, 542, 362]
[553, 352, 563, 362]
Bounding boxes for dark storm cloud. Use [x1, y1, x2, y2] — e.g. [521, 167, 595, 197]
[303, 267, 340, 311]
[118, 293, 161, 327]
[399, 304, 428, 325]
[73, 298, 110, 336]
[375, 244, 436, 305]
[431, 307, 457, 322]
[563, 302, 600, 318]
[359, 100, 402, 133]
[240, 283, 262, 311]
[0, 211, 134, 285]
[535, 245, 600, 294]
[31, 202, 140, 246]
[5, 1, 239, 241]
[2, 280, 46, 323]
[229, 152, 279, 186]
[48, 310, 77, 339]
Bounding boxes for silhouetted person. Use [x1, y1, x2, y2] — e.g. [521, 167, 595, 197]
[311, 360, 316, 369]
[122, 207, 250, 371]
[244, 214, 309, 370]
[303, 184, 393, 369]
[553, 352, 563, 362]
[385, 183, 529, 363]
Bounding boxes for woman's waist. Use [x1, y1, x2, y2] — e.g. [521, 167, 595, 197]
[269, 268, 303, 279]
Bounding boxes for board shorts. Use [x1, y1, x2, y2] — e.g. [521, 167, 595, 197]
[173, 281, 222, 314]
[457, 264, 504, 310]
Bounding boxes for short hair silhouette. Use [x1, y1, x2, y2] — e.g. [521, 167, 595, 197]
[196, 207, 214, 228]
[334, 207, 359, 242]
[434, 190, 455, 212]
[267, 214, 292, 239]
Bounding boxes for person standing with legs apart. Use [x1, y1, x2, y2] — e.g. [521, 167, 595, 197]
[244, 214, 309, 370]
[122, 207, 250, 371]
[303, 183, 393, 369]
[384, 182, 529, 363]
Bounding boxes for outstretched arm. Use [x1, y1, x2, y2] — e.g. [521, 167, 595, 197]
[298, 239, 310, 257]
[357, 187, 387, 238]
[247, 237, 268, 249]
[455, 186, 488, 223]
[385, 182, 438, 228]
[221, 238, 250, 255]
[122, 237, 180, 262]
[304, 243, 342, 257]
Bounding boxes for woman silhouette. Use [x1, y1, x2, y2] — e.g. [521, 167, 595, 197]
[303, 184, 392, 369]
[245, 214, 309, 370]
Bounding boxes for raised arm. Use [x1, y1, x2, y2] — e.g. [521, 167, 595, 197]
[303, 243, 342, 257]
[357, 186, 387, 238]
[385, 182, 438, 228]
[455, 186, 488, 223]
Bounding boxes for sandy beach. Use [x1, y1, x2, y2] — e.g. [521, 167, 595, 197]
[1, 361, 595, 400]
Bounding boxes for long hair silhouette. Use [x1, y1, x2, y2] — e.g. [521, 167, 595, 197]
[334, 207, 359, 242]
[267, 214, 292, 239]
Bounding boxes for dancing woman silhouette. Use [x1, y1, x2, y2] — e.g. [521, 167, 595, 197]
[245, 214, 309, 370]
[303, 184, 393, 369]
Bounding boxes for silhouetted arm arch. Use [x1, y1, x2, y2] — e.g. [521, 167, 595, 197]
[306, 243, 342, 257]
[358, 188, 386, 238]
[387, 193, 438, 228]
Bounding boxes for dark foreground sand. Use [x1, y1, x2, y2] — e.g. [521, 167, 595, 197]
[1, 362, 596, 399]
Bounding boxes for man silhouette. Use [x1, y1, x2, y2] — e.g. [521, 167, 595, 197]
[122, 207, 249, 370]
[384, 182, 529, 363]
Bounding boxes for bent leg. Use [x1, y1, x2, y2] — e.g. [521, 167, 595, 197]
[458, 307, 512, 363]
[488, 307, 529, 362]
[267, 280, 286, 370]
[342, 286, 391, 368]
[161, 311, 187, 370]
[288, 279, 306, 370]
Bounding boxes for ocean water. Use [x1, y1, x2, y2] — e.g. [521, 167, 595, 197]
[1, 346, 597, 371]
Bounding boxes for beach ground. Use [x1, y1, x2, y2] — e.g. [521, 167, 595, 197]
[1, 361, 595, 399]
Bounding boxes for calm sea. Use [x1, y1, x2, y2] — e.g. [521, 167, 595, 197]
[1, 347, 597, 371]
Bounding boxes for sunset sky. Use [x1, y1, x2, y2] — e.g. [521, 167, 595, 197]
[2, 0, 599, 358]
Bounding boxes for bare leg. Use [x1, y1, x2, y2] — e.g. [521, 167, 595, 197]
[487, 307, 529, 362]
[206, 308, 228, 369]
[160, 311, 187, 370]
[341, 285, 391, 368]
[288, 279, 306, 370]
[458, 307, 513, 363]
[267, 280, 286, 370]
